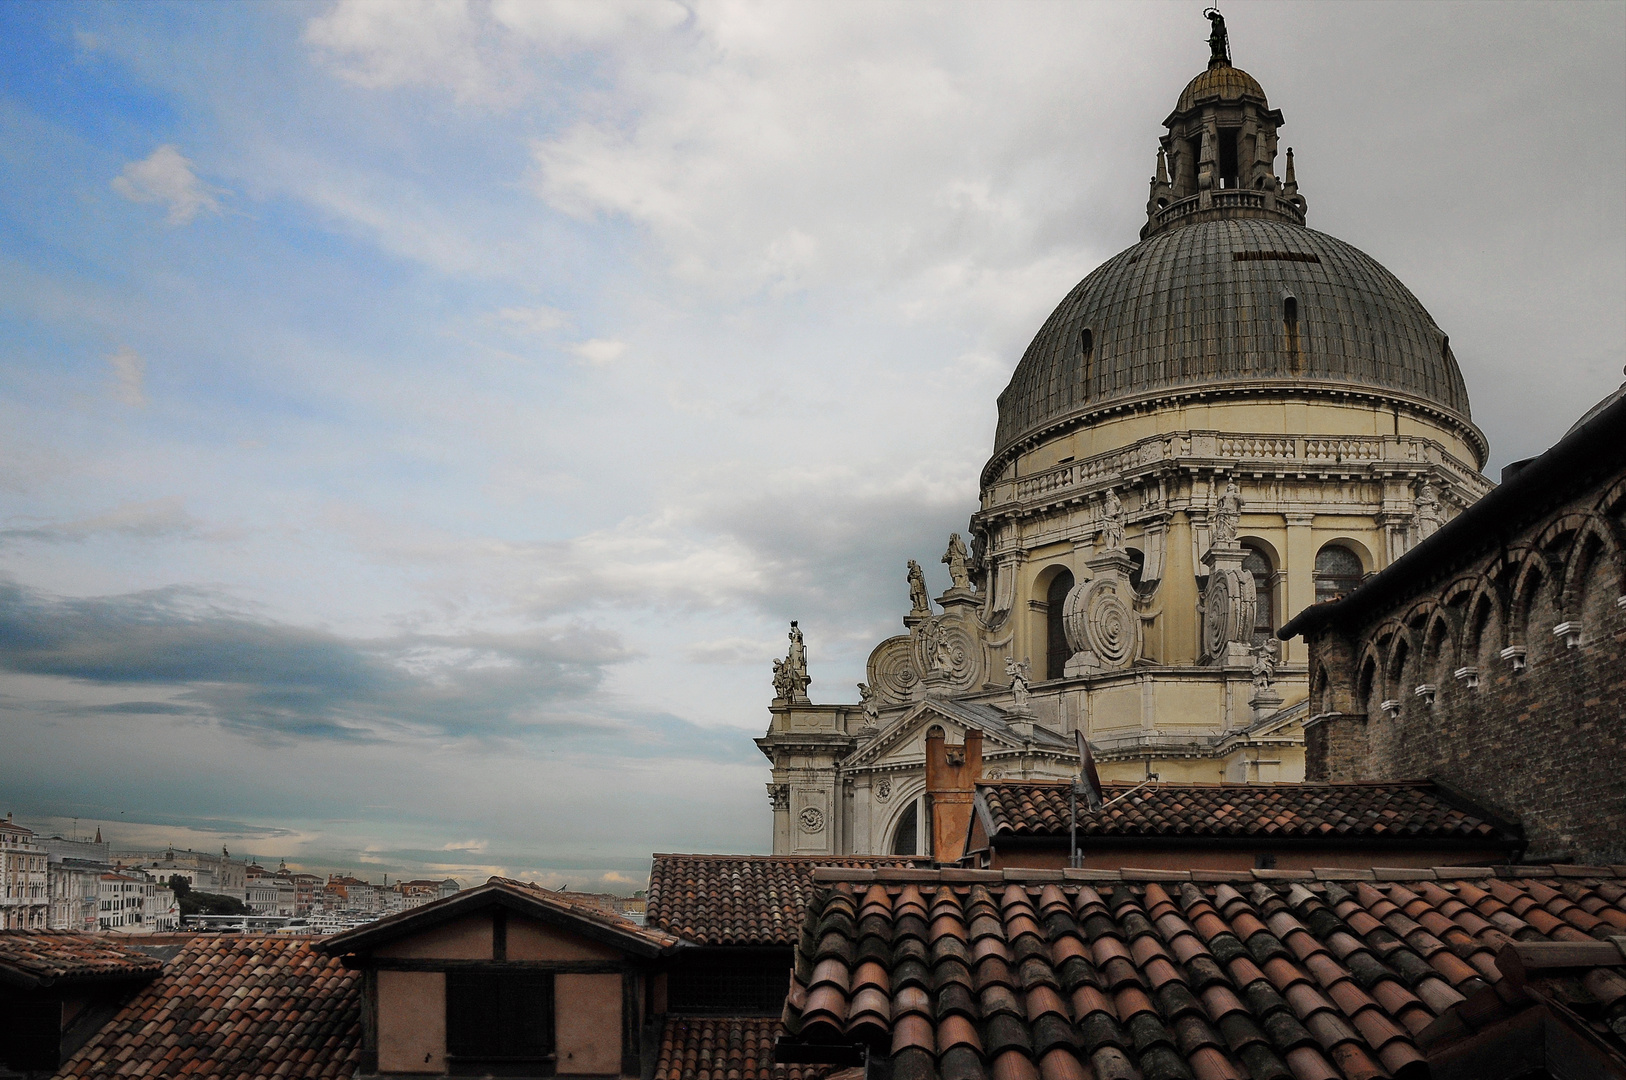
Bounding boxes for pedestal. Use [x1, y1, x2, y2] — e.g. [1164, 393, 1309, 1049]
[1248, 686, 1284, 723]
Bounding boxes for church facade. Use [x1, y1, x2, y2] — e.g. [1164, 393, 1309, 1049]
[759, 16, 1492, 857]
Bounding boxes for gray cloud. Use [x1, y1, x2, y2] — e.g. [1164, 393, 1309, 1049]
[0, 577, 638, 745]
[1, 497, 202, 544]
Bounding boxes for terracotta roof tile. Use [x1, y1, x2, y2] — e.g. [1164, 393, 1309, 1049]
[0, 930, 163, 987]
[55, 935, 361, 1080]
[648, 855, 921, 945]
[655, 1017, 829, 1080]
[977, 780, 1518, 843]
[780, 869, 1626, 1079]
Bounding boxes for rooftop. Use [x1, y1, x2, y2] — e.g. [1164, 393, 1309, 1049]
[781, 866, 1626, 1080]
[320, 876, 681, 957]
[975, 781, 1519, 845]
[0, 930, 163, 989]
[656, 1016, 833, 1080]
[648, 855, 923, 947]
[56, 935, 362, 1080]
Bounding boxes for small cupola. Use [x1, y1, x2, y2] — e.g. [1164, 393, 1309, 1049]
[1143, 10, 1307, 239]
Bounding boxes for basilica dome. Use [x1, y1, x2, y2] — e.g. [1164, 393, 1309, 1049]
[990, 217, 1481, 467]
[1175, 63, 1267, 112]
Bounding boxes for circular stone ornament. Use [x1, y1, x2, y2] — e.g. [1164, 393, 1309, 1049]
[798, 806, 825, 833]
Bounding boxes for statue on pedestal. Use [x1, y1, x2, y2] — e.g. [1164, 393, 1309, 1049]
[942, 533, 971, 591]
[1214, 478, 1242, 544]
[1005, 656, 1033, 710]
[907, 559, 932, 615]
[1100, 489, 1125, 551]
[772, 621, 811, 702]
[856, 681, 880, 731]
[1250, 638, 1280, 691]
[1413, 480, 1443, 541]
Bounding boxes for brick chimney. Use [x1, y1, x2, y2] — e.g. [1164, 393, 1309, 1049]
[925, 725, 983, 864]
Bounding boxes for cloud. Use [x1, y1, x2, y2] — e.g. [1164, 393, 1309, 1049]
[0, 497, 200, 544]
[496, 305, 568, 334]
[567, 338, 626, 365]
[305, 0, 687, 104]
[441, 838, 489, 853]
[111, 145, 222, 225]
[106, 346, 147, 407]
[0, 577, 634, 746]
[683, 636, 778, 666]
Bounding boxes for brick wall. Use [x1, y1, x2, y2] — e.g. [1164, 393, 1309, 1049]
[1303, 474, 1626, 864]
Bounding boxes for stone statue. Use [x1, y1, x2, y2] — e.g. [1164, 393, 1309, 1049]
[857, 682, 880, 730]
[1100, 489, 1125, 551]
[1413, 481, 1443, 541]
[1250, 638, 1280, 691]
[922, 617, 954, 672]
[1214, 478, 1242, 544]
[771, 658, 794, 701]
[942, 533, 971, 592]
[771, 620, 810, 702]
[907, 559, 932, 616]
[787, 621, 807, 683]
[1005, 655, 1032, 709]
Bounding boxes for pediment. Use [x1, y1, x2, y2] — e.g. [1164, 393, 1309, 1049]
[844, 699, 1031, 770]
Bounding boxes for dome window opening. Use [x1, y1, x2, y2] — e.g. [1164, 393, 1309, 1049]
[1079, 327, 1095, 398]
[1282, 293, 1304, 374]
[1044, 569, 1075, 680]
[1217, 128, 1241, 189]
[1242, 544, 1275, 645]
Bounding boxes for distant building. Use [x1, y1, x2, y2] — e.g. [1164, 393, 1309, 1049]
[245, 861, 297, 917]
[292, 872, 321, 916]
[0, 815, 49, 930]
[48, 859, 108, 932]
[113, 846, 248, 901]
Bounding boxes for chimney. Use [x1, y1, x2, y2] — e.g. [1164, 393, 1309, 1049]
[925, 726, 983, 864]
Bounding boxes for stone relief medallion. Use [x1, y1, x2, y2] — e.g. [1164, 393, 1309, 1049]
[798, 806, 825, 833]
[909, 617, 982, 692]
[1063, 579, 1139, 670]
[876, 778, 892, 802]
[866, 635, 918, 704]
[985, 768, 1004, 780]
[1202, 569, 1256, 660]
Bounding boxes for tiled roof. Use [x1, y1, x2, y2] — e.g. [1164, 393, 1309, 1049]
[781, 866, 1626, 1080]
[319, 877, 681, 957]
[656, 1016, 834, 1080]
[57, 935, 362, 1080]
[486, 875, 683, 949]
[0, 930, 163, 988]
[648, 856, 922, 946]
[977, 781, 1516, 843]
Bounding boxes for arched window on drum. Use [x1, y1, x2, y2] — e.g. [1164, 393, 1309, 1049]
[1045, 570, 1075, 680]
[890, 799, 920, 856]
[1314, 544, 1364, 604]
[1241, 545, 1274, 645]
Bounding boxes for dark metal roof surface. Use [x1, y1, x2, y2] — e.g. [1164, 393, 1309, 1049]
[992, 219, 1476, 467]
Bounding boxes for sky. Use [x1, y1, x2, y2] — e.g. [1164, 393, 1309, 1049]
[1, 1, 1622, 893]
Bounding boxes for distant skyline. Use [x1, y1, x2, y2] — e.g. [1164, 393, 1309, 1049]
[2, 1, 1623, 892]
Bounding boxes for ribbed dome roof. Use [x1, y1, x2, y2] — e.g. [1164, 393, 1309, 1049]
[1176, 63, 1267, 113]
[991, 218, 1478, 466]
